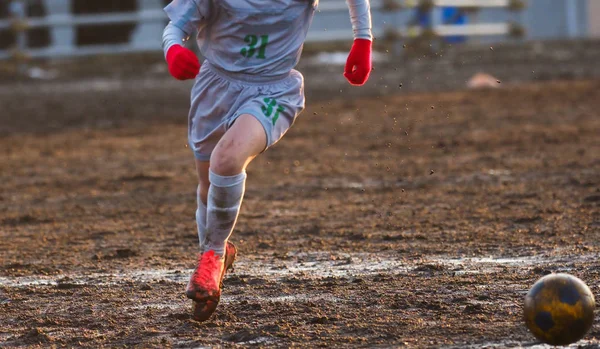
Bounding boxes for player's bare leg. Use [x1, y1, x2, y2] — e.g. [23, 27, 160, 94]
[210, 113, 266, 176]
[187, 114, 266, 321]
[195, 161, 210, 252]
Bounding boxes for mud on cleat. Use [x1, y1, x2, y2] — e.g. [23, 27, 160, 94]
[186, 241, 237, 322]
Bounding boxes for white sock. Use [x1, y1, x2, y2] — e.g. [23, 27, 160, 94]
[196, 185, 207, 253]
[205, 170, 246, 255]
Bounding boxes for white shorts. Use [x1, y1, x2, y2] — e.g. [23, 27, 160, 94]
[187, 61, 305, 161]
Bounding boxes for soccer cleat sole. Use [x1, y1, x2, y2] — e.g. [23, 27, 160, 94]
[192, 296, 220, 322]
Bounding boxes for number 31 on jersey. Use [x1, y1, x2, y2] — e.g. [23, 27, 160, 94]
[240, 34, 269, 59]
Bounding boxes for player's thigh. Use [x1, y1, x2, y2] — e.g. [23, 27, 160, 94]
[210, 113, 267, 176]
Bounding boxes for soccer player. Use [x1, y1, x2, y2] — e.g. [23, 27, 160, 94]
[162, 0, 372, 321]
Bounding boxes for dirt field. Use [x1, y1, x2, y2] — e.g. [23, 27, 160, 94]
[0, 77, 599, 348]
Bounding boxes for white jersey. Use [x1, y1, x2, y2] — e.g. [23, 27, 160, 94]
[163, 0, 372, 78]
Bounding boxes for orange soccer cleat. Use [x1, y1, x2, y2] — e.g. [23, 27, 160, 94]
[186, 241, 237, 322]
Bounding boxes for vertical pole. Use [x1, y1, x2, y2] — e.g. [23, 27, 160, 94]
[43, 0, 74, 56]
[578, 0, 588, 37]
[517, 2, 526, 41]
[132, 0, 164, 50]
[565, 0, 578, 38]
[431, 5, 442, 50]
[431, 6, 441, 28]
[590, 0, 600, 37]
[471, 9, 479, 45]
[9, 0, 27, 72]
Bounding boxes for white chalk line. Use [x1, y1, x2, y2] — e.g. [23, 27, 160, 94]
[1, 252, 595, 289]
[1, 251, 598, 348]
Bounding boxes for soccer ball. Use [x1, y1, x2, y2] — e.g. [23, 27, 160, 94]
[524, 273, 595, 346]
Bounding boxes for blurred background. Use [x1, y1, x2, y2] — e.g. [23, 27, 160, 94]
[0, 0, 598, 90]
[0, 0, 596, 55]
[0, 0, 599, 133]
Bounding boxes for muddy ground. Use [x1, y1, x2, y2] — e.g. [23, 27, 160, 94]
[0, 77, 599, 348]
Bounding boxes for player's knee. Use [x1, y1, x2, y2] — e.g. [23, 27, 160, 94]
[210, 151, 244, 176]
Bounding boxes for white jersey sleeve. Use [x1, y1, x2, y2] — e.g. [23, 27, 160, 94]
[346, 0, 373, 40]
[164, 0, 211, 35]
[162, 22, 187, 57]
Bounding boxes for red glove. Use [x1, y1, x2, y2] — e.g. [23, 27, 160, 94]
[166, 44, 200, 80]
[344, 39, 372, 86]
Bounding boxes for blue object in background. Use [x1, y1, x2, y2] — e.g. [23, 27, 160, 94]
[442, 7, 467, 43]
[415, 7, 467, 43]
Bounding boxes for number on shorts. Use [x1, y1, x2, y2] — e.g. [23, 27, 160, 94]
[262, 98, 284, 125]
